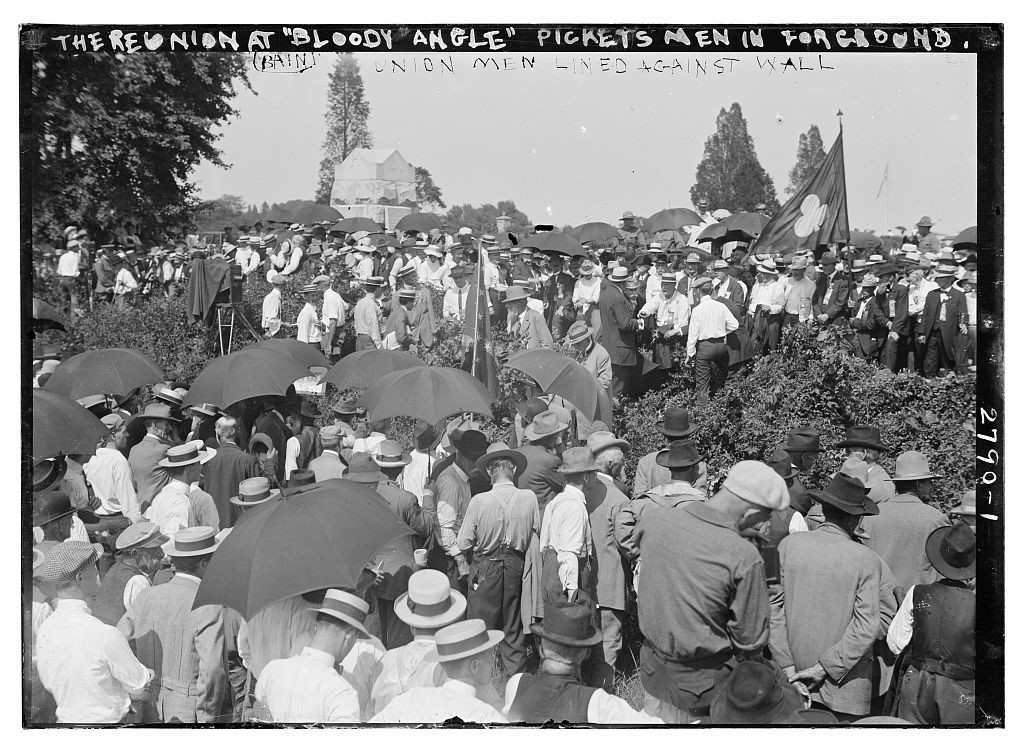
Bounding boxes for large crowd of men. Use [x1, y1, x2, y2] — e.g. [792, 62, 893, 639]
[29, 207, 978, 726]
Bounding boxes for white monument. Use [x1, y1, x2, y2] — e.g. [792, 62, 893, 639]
[330, 148, 416, 229]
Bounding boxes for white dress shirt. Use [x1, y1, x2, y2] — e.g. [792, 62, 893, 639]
[781, 275, 817, 320]
[400, 449, 434, 505]
[886, 586, 917, 656]
[418, 260, 450, 288]
[122, 573, 151, 612]
[114, 267, 138, 295]
[256, 646, 361, 723]
[280, 246, 303, 275]
[748, 279, 785, 316]
[370, 636, 443, 716]
[906, 277, 938, 316]
[33, 599, 52, 639]
[370, 679, 506, 724]
[502, 673, 661, 724]
[538, 484, 592, 593]
[639, 291, 691, 335]
[58, 250, 81, 277]
[340, 636, 387, 721]
[144, 479, 192, 537]
[686, 296, 740, 358]
[36, 598, 150, 723]
[483, 261, 506, 291]
[443, 285, 469, 320]
[296, 302, 322, 344]
[355, 256, 375, 281]
[321, 287, 347, 325]
[284, 436, 301, 480]
[572, 276, 602, 308]
[262, 288, 282, 334]
[84, 447, 141, 521]
[235, 247, 261, 275]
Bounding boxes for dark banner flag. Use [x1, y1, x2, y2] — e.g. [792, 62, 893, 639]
[751, 129, 850, 254]
[461, 245, 498, 394]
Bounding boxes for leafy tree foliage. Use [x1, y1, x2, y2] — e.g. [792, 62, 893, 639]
[444, 200, 532, 237]
[315, 54, 373, 204]
[412, 165, 446, 211]
[195, 194, 261, 232]
[28, 50, 251, 244]
[690, 103, 780, 214]
[786, 124, 827, 196]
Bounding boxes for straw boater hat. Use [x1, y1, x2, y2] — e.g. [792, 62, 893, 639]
[310, 589, 370, 636]
[608, 267, 630, 283]
[756, 259, 779, 275]
[564, 321, 593, 346]
[424, 619, 504, 663]
[530, 600, 602, 648]
[270, 273, 288, 286]
[372, 440, 412, 469]
[524, 410, 569, 443]
[892, 451, 937, 481]
[230, 477, 281, 507]
[157, 442, 215, 469]
[163, 526, 222, 557]
[475, 441, 527, 479]
[925, 521, 976, 580]
[152, 385, 184, 409]
[951, 490, 976, 518]
[363, 276, 385, 289]
[393, 569, 467, 629]
[189, 403, 221, 418]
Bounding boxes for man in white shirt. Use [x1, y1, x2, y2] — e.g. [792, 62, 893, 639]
[295, 283, 323, 346]
[399, 421, 440, 504]
[639, 272, 691, 368]
[84, 413, 141, 523]
[442, 266, 470, 320]
[113, 253, 139, 310]
[780, 256, 817, 326]
[261, 274, 287, 337]
[256, 589, 367, 723]
[145, 443, 207, 537]
[235, 236, 262, 280]
[315, 274, 347, 361]
[540, 448, 597, 605]
[57, 239, 82, 311]
[687, 277, 740, 399]
[36, 542, 153, 723]
[747, 260, 786, 353]
[353, 277, 386, 350]
[370, 619, 506, 723]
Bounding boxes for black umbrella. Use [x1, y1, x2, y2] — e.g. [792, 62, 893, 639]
[395, 213, 443, 233]
[32, 298, 65, 331]
[33, 389, 108, 461]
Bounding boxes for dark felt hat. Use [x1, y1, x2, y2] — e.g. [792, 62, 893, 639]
[287, 469, 317, 488]
[925, 521, 976, 580]
[655, 439, 703, 469]
[529, 601, 602, 648]
[32, 457, 67, 492]
[709, 661, 806, 725]
[836, 425, 889, 452]
[767, 447, 799, 480]
[655, 407, 697, 438]
[805, 473, 879, 517]
[781, 427, 823, 454]
[33, 491, 79, 526]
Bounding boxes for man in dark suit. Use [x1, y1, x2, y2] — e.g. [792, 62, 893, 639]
[849, 274, 889, 362]
[252, 398, 288, 483]
[874, 264, 910, 373]
[710, 259, 747, 308]
[544, 256, 576, 339]
[202, 416, 259, 529]
[597, 267, 640, 403]
[813, 251, 851, 327]
[918, 261, 970, 377]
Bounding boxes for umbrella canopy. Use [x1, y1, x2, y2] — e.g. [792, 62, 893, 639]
[359, 366, 495, 424]
[506, 349, 613, 423]
[45, 348, 164, 400]
[243, 339, 328, 369]
[292, 202, 342, 226]
[847, 231, 882, 250]
[645, 208, 704, 233]
[395, 213, 443, 233]
[33, 389, 108, 461]
[570, 222, 621, 245]
[330, 217, 382, 235]
[723, 212, 770, 238]
[32, 298, 65, 331]
[323, 349, 425, 391]
[952, 226, 977, 249]
[193, 479, 415, 619]
[520, 231, 587, 257]
[182, 349, 311, 409]
[261, 207, 293, 224]
[695, 223, 728, 243]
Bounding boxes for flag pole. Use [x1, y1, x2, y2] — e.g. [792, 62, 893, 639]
[838, 110, 855, 297]
[471, 239, 481, 380]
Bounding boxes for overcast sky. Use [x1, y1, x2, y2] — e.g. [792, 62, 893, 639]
[193, 51, 977, 235]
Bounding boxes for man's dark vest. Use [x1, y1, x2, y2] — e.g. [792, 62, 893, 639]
[909, 581, 975, 680]
[507, 672, 597, 723]
[93, 559, 144, 626]
[297, 426, 322, 469]
[754, 507, 795, 585]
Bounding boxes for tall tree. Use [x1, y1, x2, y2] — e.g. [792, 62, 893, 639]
[444, 200, 532, 237]
[194, 194, 248, 230]
[412, 164, 446, 211]
[315, 54, 373, 205]
[690, 103, 780, 214]
[786, 124, 827, 196]
[28, 50, 250, 243]
[260, 201, 270, 215]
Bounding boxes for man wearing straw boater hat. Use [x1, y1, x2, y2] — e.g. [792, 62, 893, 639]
[261, 273, 287, 338]
[353, 276, 386, 350]
[456, 443, 539, 676]
[917, 258, 970, 378]
[119, 527, 228, 723]
[144, 442, 213, 538]
[255, 589, 368, 723]
[228, 477, 280, 518]
[885, 521, 976, 725]
[370, 619, 506, 723]
[860, 451, 951, 602]
[127, 403, 181, 512]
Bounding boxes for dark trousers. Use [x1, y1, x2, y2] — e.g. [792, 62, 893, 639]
[467, 547, 527, 674]
[694, 339, 729, 398]
[880, 335, 903, 372]
[610, 363, 632, 402]
[895, 665, 975, 725]
[376, 597, 413, 649]
[923, 331, 959, 377]
[356, 333, 376, 351]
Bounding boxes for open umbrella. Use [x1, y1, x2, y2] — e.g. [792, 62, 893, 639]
[182, 349, 311, 409]
[723, 212, 770, 239]
[521, 231, 587, 257]
[359, 366, 494, 424]
[330, 217, 382, 235]
[243, 339, 328, 369]
[645, 208, 703, 233]
[395, 213, 443, 233]
[32, 298, 65, 331]
[323, 349, 425, 391]
[193, 479, 415, 619]
[261, 207, 293, 224]
[952, 226, 977, 249]
[33, 389, 108, 461]
[847, 231, 882, 250]
[506, 349, 613, 423]
[292, 202, 342, 226]
[695, 223, 728, 243]
[45, 348, 164, 401]
[570, 222, 621, 245]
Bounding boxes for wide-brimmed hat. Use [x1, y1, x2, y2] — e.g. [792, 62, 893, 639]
[836, 425, 889, 452]
[163, 526, 221, 558]
[38, 541, 98, 589]
[524, 410, 569, 443]
[394, 569, 468, 628]
[425, 619, 504, 663]
[248, 432, 274, 454]
[33, 491, 79, 526]
[344, 453, 386, 483]
[660, 272, 678, 285]
[565, 321, 592, 346]
[892, 451, 937, 481]
[516, 397, 549, 425]
[310, 588, 370, 636]
[129, 402, 181, 427]
[709, 661, 806, 725]
[655, 407, 697, 438]
[115, 521, 169, 551]
[558, 446, 599, 474]
[372, 440, 412, 468]
[529, 601, 602, 648]
[449, 429, 490, 461]
[655, 439, 703, 469]
[806, 473, 879, 517]
[287, 469, 317, 488]
[722, 461, 790, 511]
[476, 441, 527, 478]
[951, 490, 976, 517]
[333, 396, 360, 415]
[932, 262, 959, 279]
[32, 458, 67, 492]
[781, 428, 823, 453]
[158, 442, 210, 469]
[916, 215, 933, 227]
[926, 521, 976, 580]
[300, 401, 322, 419]
[766, 447, 799, 481]
[230, 477, 281, 507]
[859, 273, 881, 289]
[503, 286, 529, 304]
[586, 430, 629, 457]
